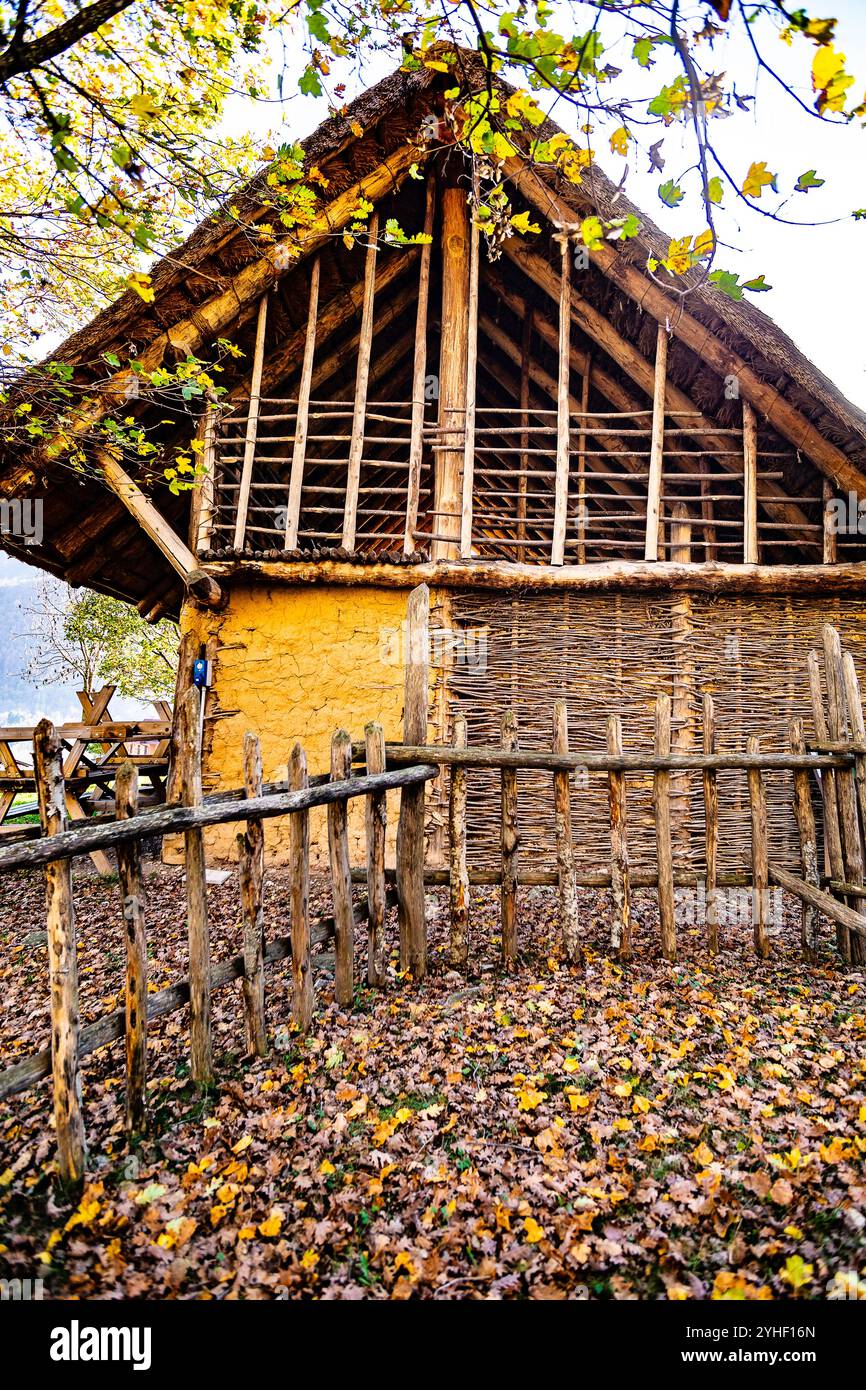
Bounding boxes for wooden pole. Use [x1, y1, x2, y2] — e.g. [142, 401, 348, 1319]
[841, 650, 866, 839]
[552, 234, 571, 566]
[449, 712, 470, 968]
[807, 648, 847, 954]
[577, 359, 591, 563]
[552, 700, 581, 964]
[824, 625, 864, 963]
[364, 722, 388, 987]
[743, 398, 758, 564]
[789, 718, 820, 962]
[396, 584, 429, 977]
[191, 407, 217, 557]
[233, 292, 269, 550]
[433, 186, 469, 560]
[654, 694, 676, 961]
[822, 479, 838, 564]
[115, 761, 147, 1133]
[284, 255, 320, 550]
[500, 709, 519, 965]
[517, 306, 533, 563]
[177, 687, 212, 1083]
[328, 730, 355, 1007]
[606, 712, 631, 961]
[459, 206, 481, 559]
[702, 694, 719, 955]
[644, 324, 668, 561]
[405, 178, 435, 555]
[342, 210, 379, 551]
[237, 732, 266, 1056]
[34, 719, 85, 1186]
[747, 733, 770, 958]
[289, 743, 313, 1031]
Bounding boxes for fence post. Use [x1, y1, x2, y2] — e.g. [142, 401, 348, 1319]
[654, 695, 676, 962]
[364, 722, 388, 987]
[33, 720, 86, 1187]
[606, 713, 631, 962]
[747, 733, 770, 959]
[449, 713, 470, 968]
[789, 719, 820, 962]
[553, 700, 581, 965]
[289, 743, 313, 1030]
[238, 732, 267, 1056]
[328, 730, 355, 1006]
[500, 709, 519, 966]
[807, 649, 848, 959]
[825, 625, 865, 965]
[396, 583, 429, 979]
[702, 694, 719, 955]
[177, 687, 212, 1083]
[115, 761, 147, 1134]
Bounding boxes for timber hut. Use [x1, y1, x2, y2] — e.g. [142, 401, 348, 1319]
[5, 49, 866, 878]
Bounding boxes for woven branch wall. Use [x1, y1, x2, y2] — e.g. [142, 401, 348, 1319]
[442, 590, 866, 874]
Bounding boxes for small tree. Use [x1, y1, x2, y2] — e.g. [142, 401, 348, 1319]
[22, 578, 178, 701]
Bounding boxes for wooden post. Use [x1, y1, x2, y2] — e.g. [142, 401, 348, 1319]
[789, 718, 820, 962]
[115, 761, 147, 1133]
[644, 324, 668, 561]
[433, 186, 469, 560]
[702, 694, 719, 955]
[743, 398, 758, 563]
[517, 306, 532, 562]
[824, 625, 864, 963]
[841, 650, 866, 836]
[747, 733, 770, 958]
[237, 732, 266, 1056]
[577, 360, 591, 563]
[404, 177, 435, 555]
[808, 648, 848, 959]
[500, 709, 519, 966]
[34, 720, 86, 1186]
[284, 255, 320, 549]
[343, 209, 379, 551]
[289, 743, 313, 1031]
[177, 687, 212, 1083]
[606, 713, 631, 962]
[233, 292, 268, 550]
[552, 233, 572, 566]
[459, 206, 481, 558]
[190, 407, 217, 557]
[669, 503, 694, 865]
[328, 730, 355, 1007]
[653, 694, 676, 961]
[449, 713, 470, 967]
[552, 700, 581, 964]
[822, 478, 837, 564]
[396, 584, 429, 977]
[365, 722, 388, 987]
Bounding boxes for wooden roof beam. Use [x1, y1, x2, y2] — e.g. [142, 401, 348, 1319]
[503, 159, 866, 498]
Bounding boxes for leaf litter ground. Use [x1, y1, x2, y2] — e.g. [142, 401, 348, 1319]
[1, 863, 864, 1300]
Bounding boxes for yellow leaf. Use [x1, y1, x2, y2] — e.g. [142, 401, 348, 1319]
[510, 210, 541, 236]
[609, 126, 629, 157]
[523, 1216, 545, 1244]
[517, 1085, 547, 1111]
[237, 1225, 257, 1241]
[232, 1135, 252, 1154]
[300, 1249, 319, 1270]
[780, 1255, 813, 1290]
[692, 1142, 714, 1166]
[742, 161, 776, 199]
[320, 1160, 335, 1175]
[258, 1210, 284, 1238]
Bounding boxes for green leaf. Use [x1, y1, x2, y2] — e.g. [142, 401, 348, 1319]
[706, 176, 724, 205]
[709, 269, 744, 301]
[795, 169, 825, 193]
[742, 274, 772, 293]
[299, 66, 323, 98]
[658, 178, 685, 208]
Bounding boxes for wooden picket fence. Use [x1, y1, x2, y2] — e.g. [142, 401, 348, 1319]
[2, 582, 866, 1189]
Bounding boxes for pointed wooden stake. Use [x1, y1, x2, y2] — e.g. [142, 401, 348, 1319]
[365, 722, 388, 987]
[606, 713, 631, 962]
[747, 733, 770, 959]
[289, 743, 313, 1031]
[449, 713, 470, 968]
[500, 710, 519, 966]
[238, 732, 267, 1057]
[553, 700, 581, 964]
[116, 760, 147, 1133]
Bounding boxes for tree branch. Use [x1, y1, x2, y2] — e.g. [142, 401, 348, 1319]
[0, 0, 136, 82]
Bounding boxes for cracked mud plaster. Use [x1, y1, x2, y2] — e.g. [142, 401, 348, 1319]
[169, 583, 437, 869]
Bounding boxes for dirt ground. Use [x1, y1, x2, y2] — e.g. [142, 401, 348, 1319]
[0, 863, 864, 1300]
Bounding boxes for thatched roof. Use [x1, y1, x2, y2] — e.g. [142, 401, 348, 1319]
[3, 46, 865, 612]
